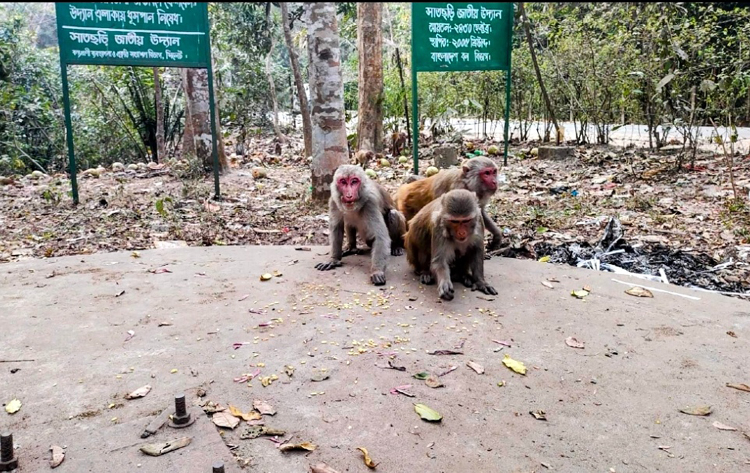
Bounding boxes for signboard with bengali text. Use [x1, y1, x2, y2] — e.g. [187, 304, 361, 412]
[412, 2, 513, 72]
[55, 2, 210, 68]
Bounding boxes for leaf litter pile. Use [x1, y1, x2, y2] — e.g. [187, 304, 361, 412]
[2, 133, 750, 297]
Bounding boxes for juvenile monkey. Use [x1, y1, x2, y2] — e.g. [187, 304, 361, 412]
[391, 131, 407, 156]
[395, 156, 502, 250]
[315, 165, 406, 285]
[353, 149, 375, 168]
[404, 189, 497, 301]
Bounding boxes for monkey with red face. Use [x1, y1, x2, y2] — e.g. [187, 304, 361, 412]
[315, 165, 407, 285]
[395, 156, 502, 250]
[404, 188, 497, 300]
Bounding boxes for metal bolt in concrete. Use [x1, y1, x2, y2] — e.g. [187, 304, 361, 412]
[212, 461, 225, 473]
[0, 432, 18, 472]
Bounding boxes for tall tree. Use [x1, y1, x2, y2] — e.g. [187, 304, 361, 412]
[265, 7, 287, 144]
[519, 2, 560, 144]
[356, 3, 384, 153]
[306, 2, 348, 202]
[153, 67, 166, 163]
[181, 68, 229, 172]
[280, 2, 312, 158]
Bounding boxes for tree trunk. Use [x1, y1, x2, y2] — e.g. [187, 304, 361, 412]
[266, 40, 287, 143]
[153, 67, 166, 163]
[519, 2, 560, 144]
[395, 47, 411, 147]
[306, 2, 349, 203]
[181, 67, 228, 172]
[356, 2, 384, 153]
[281, 1, 312, 158]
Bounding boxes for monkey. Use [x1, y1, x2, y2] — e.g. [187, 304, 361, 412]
[315, 165, 406, 285]
[395, 156, 503, 250]
[391, 131, 407, 156]
[353, 149, 375, 169]
[404, 188, 497, 301]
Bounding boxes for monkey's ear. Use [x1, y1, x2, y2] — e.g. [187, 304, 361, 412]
[462, 165, 470, 175]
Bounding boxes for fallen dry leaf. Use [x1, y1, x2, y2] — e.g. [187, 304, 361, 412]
[139, 436, 192, 456]
[357, 447, 379, 469]
[229, 405, 262, 422]
[467, 361, 485, 374]
[427, 349, 464, 355]
[125, 385, 152, 400]
[679, 405, 712, 416]
[713, 421, 737, 431]
[530, 410, 547, 421]
[279, 442, 317, 452]
[311, 463, 341, 473]
[625, 286, 654, 298]
[212, 411, 240, 429]
[414, 403, 442, 422]
[253, 399, 276, 416]
[390, 385, 415, 397]
[425, 374, 444, 388]
[502, 354, 527, 375]
[726, 383, 750, 392]
[571, 289, 589, 299]
[541, 281, 554, 289]
[5, 398, 21, 414]
[50, 445, 65, 468]
[260, 273, 273, 281]
[565, 337, 585, 349]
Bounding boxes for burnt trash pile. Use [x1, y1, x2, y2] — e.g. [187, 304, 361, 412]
[530, 217, 750, 298]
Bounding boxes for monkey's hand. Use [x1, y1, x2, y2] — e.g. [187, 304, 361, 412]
[419, 273, 435, 285]
[371, 271, 386, 286]
[391, 247, 404, 256]
[472, 282, 498, 296]
[315, 260, 342, 271]
[487, 235, 502, 251]
[342, 247, 364, 257]
[438, 279, 455, 301]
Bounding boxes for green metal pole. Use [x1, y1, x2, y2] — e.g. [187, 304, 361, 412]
[503, 68, 512, 167]
[411, 67, 419, 175]
[204, 6, 221, 201]
[60, 63, 79, 205]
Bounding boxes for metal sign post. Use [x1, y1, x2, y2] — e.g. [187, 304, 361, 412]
[55, 2, 221, 204]
[411, 2, 515, 173]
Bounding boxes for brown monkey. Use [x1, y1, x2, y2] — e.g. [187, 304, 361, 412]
[315, 165, 406, 285]
[404, 189, 497, 301]
[353, 149, 375, 168]
[391, 131, 407, 156]
[395, 156, 503, 250]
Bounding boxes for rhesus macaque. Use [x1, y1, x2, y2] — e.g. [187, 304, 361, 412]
[315, 165, 406, 285]
[391, 131, 407, 156]
[354, 149, 375, 168]
[395, 156, 502, 250]
[404, 189, 497, 301]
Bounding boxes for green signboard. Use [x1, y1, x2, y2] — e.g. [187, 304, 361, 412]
[411, 2, 515, 170]
[55, 2, 220, 204]
[56, 2, 211, 68]
[412, 2, 513, 72]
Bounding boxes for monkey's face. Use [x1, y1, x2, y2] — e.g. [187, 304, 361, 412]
[446, 215, 477, 243]
[479, 166, 498, 192]
[336, 175, 361, 209]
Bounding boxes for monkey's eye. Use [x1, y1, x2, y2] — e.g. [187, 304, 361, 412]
[351, 179, 359, 185]
[339, 179, 348, 186]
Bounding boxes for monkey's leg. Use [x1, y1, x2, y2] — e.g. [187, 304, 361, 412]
[315, 214, 344, 271]
[430, 237, 455, 301]
[482, 207, 503, 251]
[450, 258, 475, 288]
[387, 209, 406, 256]
[366, 209, 391, 286]
[467, 244, 498, 295]
[342, 226, 363, 257]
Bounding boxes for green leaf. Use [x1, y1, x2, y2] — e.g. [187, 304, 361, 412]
[155, 198, 165, 216]
[414, 403, 442, 422]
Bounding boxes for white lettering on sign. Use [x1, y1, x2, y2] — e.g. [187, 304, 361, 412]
[456, 4, 479, 20]
[480, 6, 503, 20]
[425, 5, 455, 21]
[474, 50, 491, 61]
[150, 33, 181, 47]
[429, 33, 449, 48]
[430, 52, 460, 64]
[156, 9, 182, 26]
[114, 31, 144, 46]
[69, 30, 109, 46]
[69, 5, 94, 22]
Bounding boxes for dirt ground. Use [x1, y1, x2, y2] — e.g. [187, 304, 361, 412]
[2, 134, 750, 298]
[1, 245, 749, 472]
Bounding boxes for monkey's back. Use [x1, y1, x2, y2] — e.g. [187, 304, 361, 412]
[395, 177, 435, 222]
